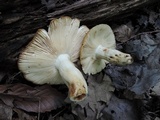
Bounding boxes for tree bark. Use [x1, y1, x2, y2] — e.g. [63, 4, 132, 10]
[47, 0, 158, 24]
[0, 0, 158, 71]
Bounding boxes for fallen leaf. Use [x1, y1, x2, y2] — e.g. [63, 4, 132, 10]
[105, 63, 139, 89]
[114, 25, 132, 42]
[78, 73, 114, 108]
[129, 67, 160, 95]
[0, 84, 65, 112]
[141, 34, 157, 45]
[72, 73, 115, 120]
[105, 64, 160, 95]
[72, 102, 105, 120]
[101, 95, 140, 120]
[147, 47, 160, 69]
[0, 101, 12, 120]
[125, 34, 157, 61]
[14, 109, 37, 120]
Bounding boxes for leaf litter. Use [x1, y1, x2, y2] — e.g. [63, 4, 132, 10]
[104, 7, 160, 119]
[0, 101, 12, 120]
[0, 84, 65, 113]
[114, 24, 133, 43]
[72, 73, 115, 120]
[100, 95, 140, 120]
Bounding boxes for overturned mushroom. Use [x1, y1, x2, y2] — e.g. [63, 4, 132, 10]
[80, 24, 133, 75]
[18, 16, 89, 102]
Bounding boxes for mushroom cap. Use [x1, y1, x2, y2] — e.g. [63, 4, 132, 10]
[18, 16, 89, 84]
[80, 24, 116, 75]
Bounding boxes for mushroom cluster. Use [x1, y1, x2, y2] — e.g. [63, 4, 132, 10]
[18, 17, 133, 102]
[18, 17, 89, 102]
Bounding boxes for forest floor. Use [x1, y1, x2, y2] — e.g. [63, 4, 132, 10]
[0, 1, 160, 120]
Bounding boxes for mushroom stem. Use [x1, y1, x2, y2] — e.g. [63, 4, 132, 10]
[95, 45, 133, 65]
[55, 54, 88, 101]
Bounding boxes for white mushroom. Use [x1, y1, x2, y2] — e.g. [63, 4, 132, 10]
[80, 24, 133, 75]
[18, 16, 89, 102]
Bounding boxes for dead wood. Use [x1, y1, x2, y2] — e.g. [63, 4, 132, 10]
[0, 0, 158, 71]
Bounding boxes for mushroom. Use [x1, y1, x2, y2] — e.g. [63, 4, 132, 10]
[18, 16, 89, 102]
[80, 24, 133, 75]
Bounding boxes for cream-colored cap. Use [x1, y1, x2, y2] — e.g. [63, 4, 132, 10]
[80, 24, 116, 75]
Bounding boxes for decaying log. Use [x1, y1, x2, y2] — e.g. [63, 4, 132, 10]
[0, 0, 158, 71]
[47, 0, 158, 24]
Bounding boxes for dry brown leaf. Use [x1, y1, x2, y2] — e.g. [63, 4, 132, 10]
[0, 84, 65, 113]
[114, 25, 132, 42]
[14, 109, 37, 120]
[0, 101, 12, 120]
[72, 73, 115, 120]
[78, 73, 114, 107]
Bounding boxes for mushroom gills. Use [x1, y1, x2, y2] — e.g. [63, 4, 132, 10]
[80, 24, 133, 75]
[18, 16, 89, 102]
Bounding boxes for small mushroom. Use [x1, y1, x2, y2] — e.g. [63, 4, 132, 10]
[80, 24, 133, 75]
[18, 16, 89, 102]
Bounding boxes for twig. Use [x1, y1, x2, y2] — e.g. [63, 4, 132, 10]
[130, 30, 160, 40]
[52, 107, 66, 119]
[11, 72, 21, 79]
[38, 99, 41, 120]
[9, 72, 21, 83]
